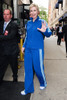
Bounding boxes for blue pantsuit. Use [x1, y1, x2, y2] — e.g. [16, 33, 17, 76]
[24, 48, 47, 93]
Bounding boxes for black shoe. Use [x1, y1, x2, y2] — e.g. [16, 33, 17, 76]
[13, 78, 18, 82]
[0, 80, 3, 85]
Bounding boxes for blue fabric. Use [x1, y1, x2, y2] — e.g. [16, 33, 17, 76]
[3, 22, 7, 33]
[23, 16, 52, 49]
[24, 48, 47, 93]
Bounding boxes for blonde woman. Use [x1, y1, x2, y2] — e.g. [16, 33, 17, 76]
[21, 3, 52, 95]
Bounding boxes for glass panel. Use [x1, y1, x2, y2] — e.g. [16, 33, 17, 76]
[2, 3, 7, 11]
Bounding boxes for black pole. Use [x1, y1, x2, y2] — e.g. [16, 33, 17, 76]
[0, 0, 3, 21]
[23, 4, 25, 27]
[11, 0, 14, 19]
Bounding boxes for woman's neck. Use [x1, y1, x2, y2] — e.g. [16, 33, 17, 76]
[33, 17, 37, 22]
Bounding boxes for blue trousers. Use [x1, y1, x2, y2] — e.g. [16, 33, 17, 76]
[24, 48, 47, 93]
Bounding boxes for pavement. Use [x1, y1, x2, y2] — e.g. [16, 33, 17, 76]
[4, 35, 67, 100]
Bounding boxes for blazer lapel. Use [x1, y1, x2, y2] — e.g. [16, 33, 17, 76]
[5, 20, 12, 30]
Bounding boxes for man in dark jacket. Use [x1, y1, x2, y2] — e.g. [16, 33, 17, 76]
[63, 23, 67, 57]
[56, 23, 63, 45]
[0, 9, 20, 83]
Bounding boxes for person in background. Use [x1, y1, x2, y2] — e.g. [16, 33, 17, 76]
[62, 22, 67, 57]
[56, 23, 63, 45]
[0, 9, 20, 84]
[21, 3, 52, 95]
[51, 27, 54, 35]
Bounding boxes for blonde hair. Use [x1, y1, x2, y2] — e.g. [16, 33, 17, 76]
[29, 3, 39, 12]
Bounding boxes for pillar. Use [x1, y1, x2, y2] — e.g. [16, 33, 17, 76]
[13, 0, 18, 18]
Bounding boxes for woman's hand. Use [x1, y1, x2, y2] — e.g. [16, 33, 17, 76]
[37, 21, 47, 32]
[21, 47, 25, 53]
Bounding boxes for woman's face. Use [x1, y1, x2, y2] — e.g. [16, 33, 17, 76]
[30, 6, 38, 21]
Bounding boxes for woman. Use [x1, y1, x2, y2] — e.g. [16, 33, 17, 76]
[21, 3, 52, 95]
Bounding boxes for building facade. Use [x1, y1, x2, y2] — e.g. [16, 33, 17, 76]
[48, 0, 67, 28]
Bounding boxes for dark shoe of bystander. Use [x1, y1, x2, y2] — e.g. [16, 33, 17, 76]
[13, 78, 18, 82]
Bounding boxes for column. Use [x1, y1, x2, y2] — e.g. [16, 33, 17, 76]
[13, 0, 18, 18]
[63, 0, 67, 11]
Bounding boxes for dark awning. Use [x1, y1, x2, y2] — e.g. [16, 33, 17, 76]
[58, 17, 63, 22]
[63, 13, 67, 21]
[55, 2, 59, 9]
[58, 0, 63, 4]
[63, 13, 67, 18]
